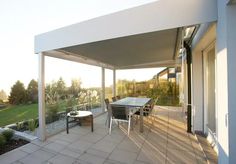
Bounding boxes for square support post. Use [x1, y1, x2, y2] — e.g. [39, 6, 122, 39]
[101, 67, 105, 112]
[113, 69, 116, 97]
[38, 53, 46, 141]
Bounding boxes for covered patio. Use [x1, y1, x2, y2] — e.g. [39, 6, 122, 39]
[34, 0, 216, 141]
[9, 0, 219, 163]
[0, 107, 216, 164]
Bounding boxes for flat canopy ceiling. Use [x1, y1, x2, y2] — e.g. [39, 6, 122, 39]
[35, 0, 217, 69]
[60, 28, 179, 69]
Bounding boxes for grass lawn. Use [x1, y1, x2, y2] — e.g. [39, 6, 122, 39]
[0, 104, 38, 127]
[0, 101, 71, 127]
[0, 100, 100, 127]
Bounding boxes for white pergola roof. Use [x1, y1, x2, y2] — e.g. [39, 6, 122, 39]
[35, 0, 217, 69]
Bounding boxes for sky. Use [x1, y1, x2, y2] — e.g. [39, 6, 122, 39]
[0, 0, 163, 95]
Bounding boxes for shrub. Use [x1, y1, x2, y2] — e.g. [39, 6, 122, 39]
[46, 103, 59, 123]
[66, 97, 77, 108]
[0, 134, 6, 147]
[28, 119, 38, 132]
[34, 118, 39, 127]
[2, 129, 14, 142]
[16, 122, 24, 131]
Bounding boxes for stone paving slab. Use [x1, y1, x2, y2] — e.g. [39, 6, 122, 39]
[0, 106, 216, 164]
[196, 132, 218, 164]
[0, 149, 29, 164]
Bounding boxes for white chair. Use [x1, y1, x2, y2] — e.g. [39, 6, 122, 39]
[109, 105, 132, 136]
[104, 98, 112, 127]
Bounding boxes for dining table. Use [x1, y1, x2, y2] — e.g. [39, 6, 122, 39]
[110, 97, 151, 133]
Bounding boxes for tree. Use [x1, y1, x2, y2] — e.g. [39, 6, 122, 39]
[45, 81, 58, 104]
[0, 89, 7, 101]
[8, 81, 26, 104]
[56, 77, 66, 99]
[69, 78, 82, 97]
[27, 79, 38, 103]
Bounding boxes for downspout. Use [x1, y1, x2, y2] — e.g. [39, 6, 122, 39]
[184, 41, 192, 133]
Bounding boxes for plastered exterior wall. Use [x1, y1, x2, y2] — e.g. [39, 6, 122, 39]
[225, 2, 236, 164]
[191, 50, 203, 131]
[191, 23, 216, 133]
[216, 1, 230, 163]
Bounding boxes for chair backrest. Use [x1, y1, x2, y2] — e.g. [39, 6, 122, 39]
[112, 97, 117, 102]
[105, 98, 112, 117]
[104, 98, 110, 109]
[143, 99, 154, 116]
[116, 95, 121, 100]
[110, 105, 128, 120]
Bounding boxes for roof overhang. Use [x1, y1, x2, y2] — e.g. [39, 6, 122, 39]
[35, 0, 217, 69]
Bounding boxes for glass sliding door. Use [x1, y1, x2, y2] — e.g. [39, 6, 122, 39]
[204, 47, 216, 133]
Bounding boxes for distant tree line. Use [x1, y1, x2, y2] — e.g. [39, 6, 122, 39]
[8, 77, 80, 105]
[7, 77, 101, 107]
[8, 79, 38, 105]
[7, 75, 179, 106]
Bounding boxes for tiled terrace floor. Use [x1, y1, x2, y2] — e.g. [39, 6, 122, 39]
[0, 106, 211, 164]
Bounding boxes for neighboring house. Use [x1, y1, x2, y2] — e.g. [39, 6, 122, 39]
[155, 67, 181, 84]
[34, 1, 236, 163]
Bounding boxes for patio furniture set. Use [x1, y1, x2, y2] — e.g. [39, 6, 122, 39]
[66, 96, 155, 136]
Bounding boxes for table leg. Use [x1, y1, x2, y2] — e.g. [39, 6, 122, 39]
[91, 115, 94, 132]
[131, 115, 134, 130]
[107, 112, 111, 128]
[140, 107, 144, 133]
[78, 118, 81, 126]
[66, 116, 69, 134]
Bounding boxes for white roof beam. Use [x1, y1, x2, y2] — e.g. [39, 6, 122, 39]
[35, 0, 217, 54]
[43, 50, 114, 69]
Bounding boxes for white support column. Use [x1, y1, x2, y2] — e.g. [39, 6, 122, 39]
[113, 69, 116, 97]
[227, 4, 236, 164]
[216, 1, 236, 163]
[38, 53, 46, 141]
[101, 67, 105, 112]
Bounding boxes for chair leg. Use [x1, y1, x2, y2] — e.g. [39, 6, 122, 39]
[128, 117, 131, 136]
[131, 116, 133, 130]
[109, 117, 112, 135]
[135, 115, 139, 125]
[105, 113, 108, 125]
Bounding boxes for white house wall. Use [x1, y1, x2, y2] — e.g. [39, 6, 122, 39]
[191, 23, 216, 132]
[216, 1, 229, 163]
[191, 1, 236, 163]
[187, 1, 236, 162]
[216, 1, 236, 163]
[227, 4, 236, 164]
